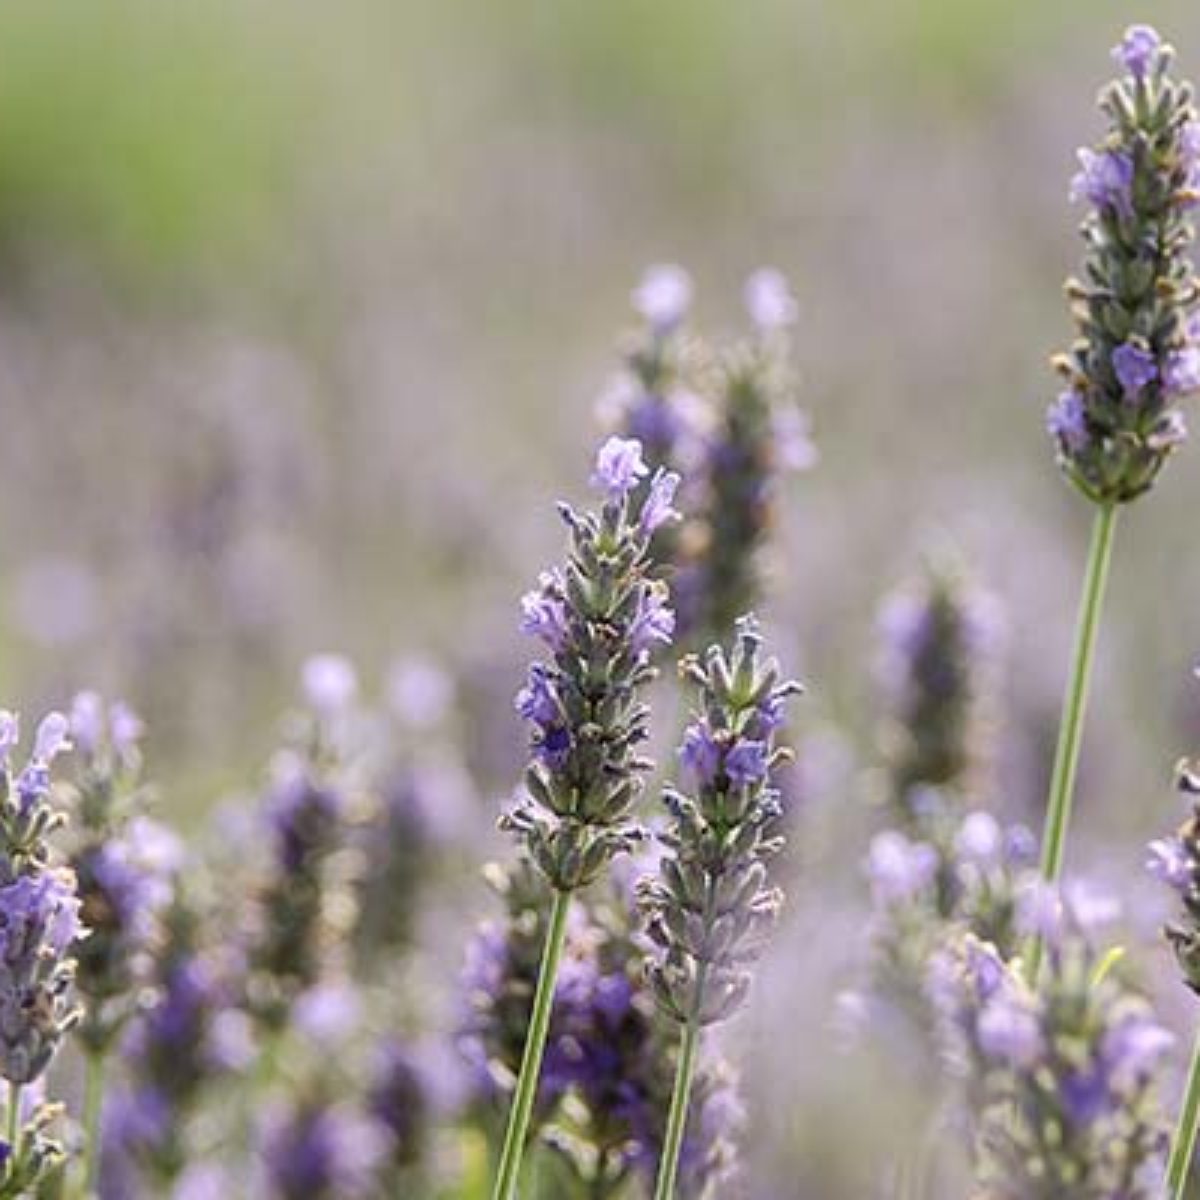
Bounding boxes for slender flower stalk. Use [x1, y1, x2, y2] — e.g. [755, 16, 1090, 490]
[639, 617, 800, 1199]
[1033, 23, 1200, 970]
[1148, 755, 1200, 1195]
[491, 436, 679, 1200]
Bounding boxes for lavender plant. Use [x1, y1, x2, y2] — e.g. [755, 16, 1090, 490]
[1034, 24, 1200, 971]
[674, 272, 814, 646]
[105, 889, 251, 1191]
[929, 910, 1172, 1198]
[0, 710, 82, 1195]
[459, 861, 743, 1198]
[638, 617, 799, 1199]
[875, 555, 1003, 835]
[1148, 753, 1200, 1194]
[242, 656, 364, 1033]
[489, 434, 679, 1200]
[62, 692, 183, 1192]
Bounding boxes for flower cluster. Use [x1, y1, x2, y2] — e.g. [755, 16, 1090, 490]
[459, 862, 743, 1197]
[106, 893, 251, 1189]
[64, 693, 182, 1053]
[861, 812, 1038, 1055]
[1047, 24, 1200, 503]
[639, 617, 801, 1026]
[258, 1093, 391, 1200]
[929, 913, 1171, 1198]
[0, 710, 82, 1192]
[875, 556, 1003, 831]
[243, 658, 364, 1030]
[673, 272, 815, 645]
[501, 436, 679, 892]
[596, 265, 705, 482]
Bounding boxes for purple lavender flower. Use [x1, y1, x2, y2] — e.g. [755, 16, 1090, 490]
[590, 435, 649, 499]
[724, 739, 768, 786]
[503, 436, 674, 891]
[743, 267, 798, 333]
[1164, 346, 1200, 397]
[1051, 30, 1200, 503]
[866, 831, 938, 905]
[679, 726, 721, 786]
[1112, 24, 1162, 79]
[301, 654, 358, 718]
[0, 868, 83, 1084]
[1069, 147, 1134, 215]
[1112, 341, 1158, 397]
[641, 618, 800, 1027]
[1046, 389, 1089, 452]
[631, 264, 693, 334]
[931, 925, 1170, 1196]
[639, 468, 681, 537]
[259, 1098, 391, 1200]
[1147, 835, 1192, 891]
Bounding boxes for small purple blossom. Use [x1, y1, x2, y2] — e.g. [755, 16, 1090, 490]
[866, 831, 938, 905]
[631, 264, 693, 334]
[629, 587, 675, 655]
[1147, 836, 1192, 890]
[1046, 389, 1089, 451]
[519, 574, 569, 651]
[1164, 346, 1200, 397]
[515, 664, 560, 727]
[1112, 24, 1161, 80]
[591, 436, 649, 500]
[955, 811, 1002, 866]
[301, 655, 358, 717]
[639, 469, 681, 536]
[31, 712, 71, 765]
[977, 991, 1043, 1068]
[1069, 147, 1134, 216]
[724, 739, 769, 786]
[1112, 342, 1158, 397]
[679, 726, 721, 785]
[743, 268, 798, 332]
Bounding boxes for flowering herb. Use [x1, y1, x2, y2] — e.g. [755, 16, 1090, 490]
[639, 617, 799, 1198]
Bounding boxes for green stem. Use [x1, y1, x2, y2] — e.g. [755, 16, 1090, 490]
[1168, 1026, 1200, 1198]
[653, 1017, 701, 1200]
[1028, 502, 1117, 979]
[82, 1051, 105, 1195]
[6, 1081, 19, 1168]
[490, 888, 572, 1200]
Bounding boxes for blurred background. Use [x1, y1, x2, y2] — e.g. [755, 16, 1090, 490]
[4, 1, 1200, 1192]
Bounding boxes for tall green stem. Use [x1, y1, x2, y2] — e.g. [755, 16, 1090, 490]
[1168, 1026, 1200, 1198]
[82, 1050, 106, 1195]
[490, 888, 572, 1200]
[6, 1081, 19, 1167]
[1028, 502, 1118, 978]
[653, 1018, 700, 1200]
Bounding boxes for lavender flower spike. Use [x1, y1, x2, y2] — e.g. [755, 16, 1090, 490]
[502, 435, 678, 891]
[1050, 26, 1200, 504]
[640, 617, 800, 1200]
[0, 708, 85, 1192]
[491, 435, 678, 1200]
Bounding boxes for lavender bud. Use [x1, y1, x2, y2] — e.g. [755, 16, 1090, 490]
[1150, 756, 1200, 992]
[1050, 26, 1200, 504]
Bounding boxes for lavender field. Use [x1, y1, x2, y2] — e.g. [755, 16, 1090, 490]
[5, 3, 1200, 1197]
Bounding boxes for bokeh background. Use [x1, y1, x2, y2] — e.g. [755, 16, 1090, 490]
[5, 1, 1200, 1192]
